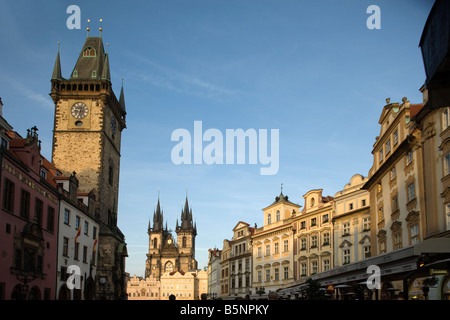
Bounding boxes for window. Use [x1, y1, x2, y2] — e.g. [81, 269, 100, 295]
[300, 221, 306, 229]
[311, 235, 318, 248]
[323, 259, 330, 271]
[394, 233, 402, 250]
[343, 249, 350, 264]
[20, 189, 30, 220]
[322, 214, 329, 223]
[406, 151, 413, 166]
[274, 268, 279, 281]
[92, 71, 97, 78]
[349, 203, 353, 210]
[407, 183, 416, 202]
[276, 210, 280, 222]
[35, 198, 43, 227]
[443, 108, 450, 131]
[265, 269, 270, 282]
[301, 263, 307, 276]
[47, 206, 55, 232]
[284, 266, 289, 279]
[311, 261, 318, 274]
[311, 218, 317, 226]
[379, 149, 383, 163]
[323, 233, 330, 245]
[274, 242, 279, 254]
[182, 236, 187, 247]
[390, 167, 396, 180]
[83, 47, 96, 57]
[267, 214, 271, 225]
[265, 244, 270, 256]
[283, 240, 288, 252]
[301, 238, 306, 250]
[257, 247, 262, 258]
[363, 217, 370, 231]
[64, 209, 70, 225]
[310, 198, 315, 207]
[378, 207, 384, 222]
[410, 225, 419, 244]
[84, 221, 89, 235]
[364, 246, 371, 258]
[75, 216, 80, 230]
[63, 237, 69, 257]
[361, 199, 367, 207]
[394, 130, 398, 145]
[257, 270, 262, 283]
[392, 195, 399, 212]
[386, 140, 391, 155]
[108, 165, 114, 186]
[343, 223, 350, 235]
[3, 178, 15, 212]
[445, 153, 450, 176]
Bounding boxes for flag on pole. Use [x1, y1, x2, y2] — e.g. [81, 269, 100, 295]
[75, 224, 81, 244]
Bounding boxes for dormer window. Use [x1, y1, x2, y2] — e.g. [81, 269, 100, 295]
[92, 71, 97, 78]
[73, 70, 78, 78]
[83, 47, 96, 57]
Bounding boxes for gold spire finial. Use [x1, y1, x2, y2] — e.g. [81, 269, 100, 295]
[99, 18, 103, 34]
[87, 19, 90, 37]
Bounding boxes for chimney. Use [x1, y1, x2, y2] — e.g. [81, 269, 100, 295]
[69, 172, 79, 203]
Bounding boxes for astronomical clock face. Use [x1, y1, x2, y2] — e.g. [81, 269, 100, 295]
[71, 102, 89, 119]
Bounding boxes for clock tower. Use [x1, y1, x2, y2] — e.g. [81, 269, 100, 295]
[50, 32, 128, 299]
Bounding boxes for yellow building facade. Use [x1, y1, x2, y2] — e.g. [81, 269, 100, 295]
[292, 189, 333, 279]
[251, 190, 299, 297]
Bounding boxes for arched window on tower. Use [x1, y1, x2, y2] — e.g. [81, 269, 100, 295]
[153, 238, 157, 249]
[267, 214, 272, 225]
[276, 210, 280, 222]
[182, 236, 187, 248]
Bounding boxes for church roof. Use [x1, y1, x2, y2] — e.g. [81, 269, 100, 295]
[70, 36, 110, 81]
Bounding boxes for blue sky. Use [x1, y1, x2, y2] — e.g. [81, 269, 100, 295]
[0, 0, 434, 276]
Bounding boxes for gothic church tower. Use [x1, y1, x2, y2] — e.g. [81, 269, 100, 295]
[145, 195, 197, 280]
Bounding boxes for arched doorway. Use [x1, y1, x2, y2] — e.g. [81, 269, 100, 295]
[11, 284, 22, 300]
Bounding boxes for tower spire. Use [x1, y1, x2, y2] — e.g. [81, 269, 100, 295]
[52, 42, 62, 80]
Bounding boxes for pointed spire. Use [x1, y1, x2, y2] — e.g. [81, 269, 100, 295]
[101, 46, 111, 81]
[119, 78, 126, 114]
[52, 42, 62, 80]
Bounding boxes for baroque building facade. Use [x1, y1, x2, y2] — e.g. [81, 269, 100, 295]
[50, 31, 128, 299]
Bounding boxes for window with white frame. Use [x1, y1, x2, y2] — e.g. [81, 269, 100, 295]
[284, 266, 289, 279]
[265, 269, 270, 282]
[343, 249, 350, 264]
[311, 235, 318, 248]
[406, 151, 413, 166]
[301, 263, 307, 276]
[343, 222, 350, 235]
[274, 268, 279, 281]
[265, 244, 270, 256]
[276, 210, 280, 222]
[257, 270, 262, 283]
[323, 259, 330, 271]
[379, 149, 384, 163]
[283, 240, 288, 252]
[323, 232, 330, 245]
[410, 224, 419, 245]
[394, 130, 398, 145]
[301, 238, 306, 250]
[274, 242, 279, 254]
[311, 261, 318, 274]
[257, 247, 262, 258]
[407, 182, 416, 202]
[386, 139, 391, 155]
[363, 217, 370, 231]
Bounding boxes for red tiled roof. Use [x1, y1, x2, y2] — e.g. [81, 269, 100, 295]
[410, 104, 423, 118]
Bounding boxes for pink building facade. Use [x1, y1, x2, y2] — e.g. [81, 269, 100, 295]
[0, 128, 59, 299]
